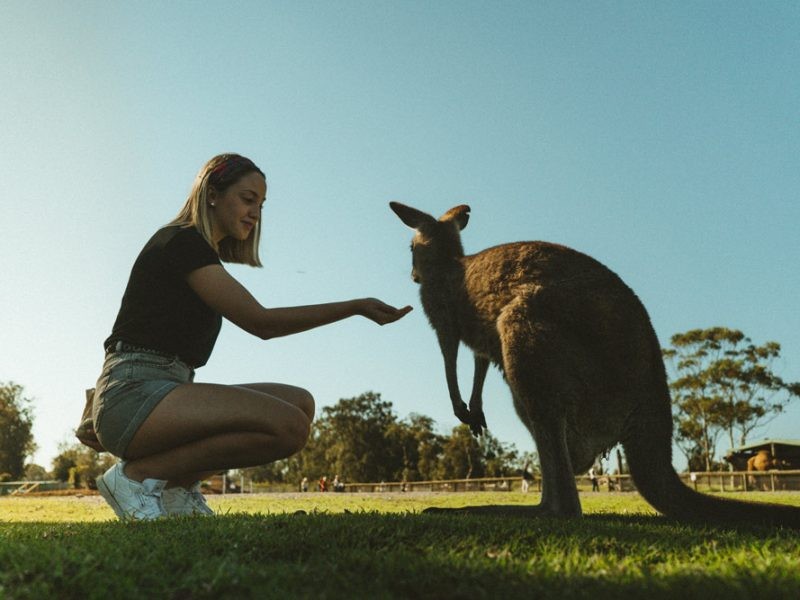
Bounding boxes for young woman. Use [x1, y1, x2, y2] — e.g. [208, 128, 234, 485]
[91, 153, 411, 520]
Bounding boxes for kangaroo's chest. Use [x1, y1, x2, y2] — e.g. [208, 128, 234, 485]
[421, 286, 505, 363]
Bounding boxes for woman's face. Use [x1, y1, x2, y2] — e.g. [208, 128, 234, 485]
[208, 171, 267, 243]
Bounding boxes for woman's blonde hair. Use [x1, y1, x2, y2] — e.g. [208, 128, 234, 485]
[169, 153, 266, 266]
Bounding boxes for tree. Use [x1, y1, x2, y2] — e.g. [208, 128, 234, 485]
[267, 392, 406, 485]
[439, 425, 484, 479]
[0, 382, 37, 479]
[24, 464, 49, 481]
[51, 442, 116, 489]
[512, 451, 540, 476]
[241, 391, 526, 485]
[406, 413, 446, 481]
[479, 432, 520, 478]
[243, 459, 295, 485]
[319, 391, 403, 483]
[385, 413, 446, 482]
[437, 425, 521, 480]
[663, 327, 800, 470]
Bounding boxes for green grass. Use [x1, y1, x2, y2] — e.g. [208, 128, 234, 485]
[1, 492, 799, 599]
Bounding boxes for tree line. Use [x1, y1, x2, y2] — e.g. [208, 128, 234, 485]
[663, 327, 800, 471]
[241, 391, 535, 487]
[1, 327, 798, 484]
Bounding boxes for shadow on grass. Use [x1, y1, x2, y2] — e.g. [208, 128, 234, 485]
[1, 512, 798, 599]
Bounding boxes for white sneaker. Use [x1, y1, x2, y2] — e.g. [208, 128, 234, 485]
[162, 482, 214, 517]
[96, 462, 167, 521]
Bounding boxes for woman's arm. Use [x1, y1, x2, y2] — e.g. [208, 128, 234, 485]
[186, 264, 412, 340]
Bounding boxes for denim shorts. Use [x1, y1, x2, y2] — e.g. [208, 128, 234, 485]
[92, 349, 194, 458]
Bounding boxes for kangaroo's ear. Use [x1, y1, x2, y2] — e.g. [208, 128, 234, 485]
[440, 204, 470, 231]
[390, 202, 436, 230]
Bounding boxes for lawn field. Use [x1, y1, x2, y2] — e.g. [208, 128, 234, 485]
[1, 491, 799, 599]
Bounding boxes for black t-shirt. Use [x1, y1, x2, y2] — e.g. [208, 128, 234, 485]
[105, 225, 222, 368]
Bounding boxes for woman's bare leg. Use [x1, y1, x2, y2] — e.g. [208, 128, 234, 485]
[236, 383, 315, 421]
[121, 382, 314, 485]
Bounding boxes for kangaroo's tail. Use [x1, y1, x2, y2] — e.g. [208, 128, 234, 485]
[622, 345, 800, 530]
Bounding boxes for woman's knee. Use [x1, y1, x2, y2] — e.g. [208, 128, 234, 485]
[279, 384, 315, 422]
[284, 409, 311, 454]
[239, 383, 315, 422]
[294, 387, 315, 422]
[256, 412, 309, 460]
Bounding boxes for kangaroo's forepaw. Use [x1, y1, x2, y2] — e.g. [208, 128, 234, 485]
[453, 403, 488, 436]
[453, 401, 472, 426]
[468, 409, 488, 436]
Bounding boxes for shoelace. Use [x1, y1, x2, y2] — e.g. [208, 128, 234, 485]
[189, 490, 211, 512]
[136, 485, 165, 512]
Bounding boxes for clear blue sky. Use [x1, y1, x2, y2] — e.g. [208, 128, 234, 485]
[2, 1, 798, 473]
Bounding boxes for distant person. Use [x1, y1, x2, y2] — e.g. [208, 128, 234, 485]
[87, 153, 411, 520]
[333, 475, 345, 492]
[300, 477, 309, 492]
[588, 466, 599, 492]
[521, 461, 534, 493]
[319, 476, 328, 492]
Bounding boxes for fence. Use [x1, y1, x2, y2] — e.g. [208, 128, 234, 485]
[244, 471, 800, 494]
[0, 481, 68, 496]
[344, 476, 519, 493]
[341, 475, 636, 493]
[573, 471, 800, 493]
[341, 470, 800, 494]
[5, 471, 798, 496]
[679, 470, 800, 493]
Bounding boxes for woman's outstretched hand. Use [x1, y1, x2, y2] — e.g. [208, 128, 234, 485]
[187, 265, 413, 339]
[357, 298, 413, 325]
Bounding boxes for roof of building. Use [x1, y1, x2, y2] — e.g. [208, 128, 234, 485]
[725, 439, 800, 455]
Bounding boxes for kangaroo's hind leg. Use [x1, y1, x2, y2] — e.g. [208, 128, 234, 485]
[501, 311, 582, 517]
[424, 296, 582, 518]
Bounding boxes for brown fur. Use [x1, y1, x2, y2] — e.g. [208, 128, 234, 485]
[391, 201, 800, 528]
[747, 450, 775, 472]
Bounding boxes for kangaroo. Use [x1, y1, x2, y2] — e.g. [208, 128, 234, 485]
[390, 201, 800, 528]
